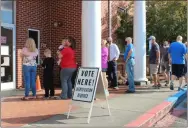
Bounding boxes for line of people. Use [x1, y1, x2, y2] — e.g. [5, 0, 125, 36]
[149, 35, 188, 90]
[20, 37, 122, 100]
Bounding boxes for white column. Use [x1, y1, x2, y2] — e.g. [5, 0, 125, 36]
[82, 1, 101, 68]
[134, 1, 147, 82]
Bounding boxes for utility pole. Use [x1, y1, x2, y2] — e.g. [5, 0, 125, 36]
[108, 0, 111, 38]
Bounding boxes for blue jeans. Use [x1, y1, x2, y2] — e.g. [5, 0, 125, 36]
[125, 59, 135, 91]
[23, 65, 37, 97]
[60, 68, 76, 99]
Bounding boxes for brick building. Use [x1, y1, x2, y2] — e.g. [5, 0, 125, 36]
[1, 0, 130, 91]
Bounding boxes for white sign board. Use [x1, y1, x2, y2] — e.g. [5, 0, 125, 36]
[1, 57, 10, 66]
[1, 67, 5, 77]
[1, 45, 9, 55]
[72, 67, 99, 102]
[68, 67, 111, 124]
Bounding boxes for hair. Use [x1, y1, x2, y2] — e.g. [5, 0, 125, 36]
[44, 48, 51, 55]
[163, 41, 169, 46]
[176, 35, 183, 42]
[103, 40, 107, 45]
[25, 38, 37, 52]
[62, 39, 68, 44]
[125, 37, 132, 42]
[68, 36, 76, 50]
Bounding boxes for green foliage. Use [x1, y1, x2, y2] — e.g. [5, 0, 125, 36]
[115, 1, 187, 53]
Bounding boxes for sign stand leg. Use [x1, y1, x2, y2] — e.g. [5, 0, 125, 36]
[67, 104, 72, 119]
[106, 97, 111, 116]
[87, 101, 94, 124]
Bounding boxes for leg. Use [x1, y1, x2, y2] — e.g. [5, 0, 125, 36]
[60, 69, 69, 99]
[67, 69, 76, 99]
[30, 66, 37, 97]
[107, 62, 113, 86]
[23, 65, 30, 97]
[126, 59, 135, 92]
[111, 61, 118, 88]
[170, 64, 177, 90]
[102, 72, 108, 89]
[43, 75, 49, 97]
[50, 82, 55, 97]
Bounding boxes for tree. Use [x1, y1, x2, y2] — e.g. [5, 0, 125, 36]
[115, 1, 187, 53]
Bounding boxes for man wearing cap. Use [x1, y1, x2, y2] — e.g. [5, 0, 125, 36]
[107, 37, 120, 90]
[160, 41, 170, 86]
[124, 37, 135, 93]
[168, 35, 187, 91]
[149, 36, 161, 88]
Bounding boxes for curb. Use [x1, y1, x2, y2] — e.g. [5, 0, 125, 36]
[125, 88, 187, 127]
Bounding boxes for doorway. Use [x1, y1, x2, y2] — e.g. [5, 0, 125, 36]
[1, 23, 16, 90]
[28, 29, 40, 64]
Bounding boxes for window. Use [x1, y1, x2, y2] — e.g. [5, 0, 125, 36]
[1, 1, 14, 24]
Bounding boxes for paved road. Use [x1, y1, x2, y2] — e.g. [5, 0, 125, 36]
[155, 98, 187, 128]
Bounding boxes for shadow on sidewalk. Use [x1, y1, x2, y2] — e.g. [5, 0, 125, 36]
[2, 114, 76, 125]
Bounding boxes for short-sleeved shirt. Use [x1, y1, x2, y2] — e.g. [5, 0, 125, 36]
[60, 47, 77, 68]
[149, 43, 160, 64]
[160, 46, 169, 63]
[124, 43, 135, 60]
[22, 47, 38, 66]
[168, 42, 186, 64]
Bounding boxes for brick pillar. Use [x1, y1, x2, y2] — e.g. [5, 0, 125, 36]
[17, 49, 23, 88]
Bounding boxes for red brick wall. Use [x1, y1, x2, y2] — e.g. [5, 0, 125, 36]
[16, 0, 51, 88]
[16, 1, 128, 88]
[50, 0, 82, 86]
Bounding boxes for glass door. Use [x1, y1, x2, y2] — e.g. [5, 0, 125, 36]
[1, 23, 16, 90]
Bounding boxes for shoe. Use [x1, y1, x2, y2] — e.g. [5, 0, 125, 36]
[126, 90, 135, 93]
[178, 87, 184, 91]
[43, 97, 50, 100]
[113, 87, 119, 90]
[170, 82, 174, 90]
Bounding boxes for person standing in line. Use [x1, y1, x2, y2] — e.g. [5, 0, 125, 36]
[21, 38, 38, 100]
[183, 42, 188, 87]
[124, 37, 135, 93]
[149, 36, 161, 88]
[101, 40, 109, 96]
[107, 37, 120, 90]
[168, 36, 187, 91]
[57, 39, 77, 100]
[160, 41, 170, 86]
[42, 49, 55, 99]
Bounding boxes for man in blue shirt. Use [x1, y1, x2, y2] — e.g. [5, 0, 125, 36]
[168, 35, 187, 91]
[124, 37, 135, 93]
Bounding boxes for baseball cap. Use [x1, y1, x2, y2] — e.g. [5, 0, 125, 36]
[148, 36, 156, 40]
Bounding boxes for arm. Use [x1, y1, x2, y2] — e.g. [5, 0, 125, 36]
[41, 59, 46, 67]
[155, 45, 160, 64]
[125, 49, 133, 63]
[21, 48, 38, 57]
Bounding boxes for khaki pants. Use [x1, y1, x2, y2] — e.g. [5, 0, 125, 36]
[102, 72, 108, 89]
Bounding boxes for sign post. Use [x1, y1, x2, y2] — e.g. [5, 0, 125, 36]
[67, 67, 111, 123]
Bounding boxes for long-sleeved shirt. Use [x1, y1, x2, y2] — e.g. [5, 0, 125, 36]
[109, 43, 120, 61]
[42, 57, 54, 75]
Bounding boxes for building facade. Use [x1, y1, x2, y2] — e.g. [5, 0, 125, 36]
[1, 0, 130, 90]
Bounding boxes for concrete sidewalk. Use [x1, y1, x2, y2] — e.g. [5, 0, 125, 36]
[20, 83, 178, 128]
